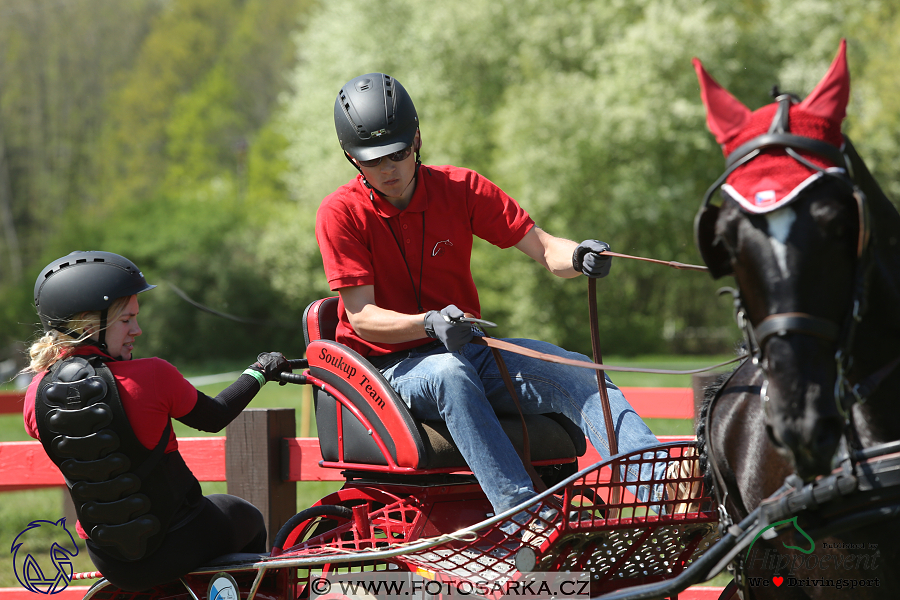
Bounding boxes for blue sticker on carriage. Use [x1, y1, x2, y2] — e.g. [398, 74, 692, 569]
[208, 572, 239, 600]
[11, 518, 78, 594]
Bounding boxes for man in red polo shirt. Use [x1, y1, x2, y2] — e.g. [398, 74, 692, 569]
[316, 73, 664, 532]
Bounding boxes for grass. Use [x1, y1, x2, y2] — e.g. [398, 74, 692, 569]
[0, 354, 733, 588]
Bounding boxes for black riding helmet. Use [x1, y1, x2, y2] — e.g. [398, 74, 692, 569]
[334, 73, 419, 163]
[34, 251, 155, 347]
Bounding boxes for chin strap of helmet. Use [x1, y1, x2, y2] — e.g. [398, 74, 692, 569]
[97, 309, 109, 354]
[52, 309, 111, 355]
[344, 146, 422, 203]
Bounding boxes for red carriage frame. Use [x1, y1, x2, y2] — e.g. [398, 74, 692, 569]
[78, 297, 721, 600]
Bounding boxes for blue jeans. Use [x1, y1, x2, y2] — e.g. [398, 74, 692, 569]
[380, 339, 667, 515]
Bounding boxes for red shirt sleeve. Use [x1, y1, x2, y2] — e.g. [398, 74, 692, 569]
[23, 359, 195, 452]
[316, 181, 378, 291]
[23, 372, 46, 440]
[113, 358, 198, 452]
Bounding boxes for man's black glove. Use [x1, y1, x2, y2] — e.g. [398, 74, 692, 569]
[424, 305, 474, 352]
[249, 352, 292, 384]
[573, 240, 612, 278]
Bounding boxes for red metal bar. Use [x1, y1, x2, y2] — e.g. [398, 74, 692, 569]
[0, 389, 697, 491]
[0, 388, 695, 418]
[303, 373, 403, 469]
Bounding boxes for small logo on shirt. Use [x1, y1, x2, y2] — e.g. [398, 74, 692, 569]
[432, 240, 453, 257]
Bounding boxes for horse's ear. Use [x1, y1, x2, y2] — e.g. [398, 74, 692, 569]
[694, 203, 733, 279]
[693, 57, 751, 147]
[799, 38, 849, 123]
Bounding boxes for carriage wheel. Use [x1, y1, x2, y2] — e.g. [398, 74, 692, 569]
[271, 505, 354, 554]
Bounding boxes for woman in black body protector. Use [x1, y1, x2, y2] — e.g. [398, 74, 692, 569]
[23, 251, 291, 591]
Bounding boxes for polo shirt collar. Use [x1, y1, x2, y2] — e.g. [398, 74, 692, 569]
[359, 167, 431, 218]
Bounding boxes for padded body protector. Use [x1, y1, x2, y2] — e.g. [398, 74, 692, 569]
[35, 355, 202, 562]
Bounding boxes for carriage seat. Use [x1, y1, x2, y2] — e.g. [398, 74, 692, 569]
[303, 297, 586, 472]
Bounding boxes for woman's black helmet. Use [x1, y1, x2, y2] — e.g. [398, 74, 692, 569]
[34, 251, 155, 333]
[334, 73, 418, 162]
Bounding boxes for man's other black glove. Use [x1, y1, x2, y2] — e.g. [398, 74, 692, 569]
[424, 305, 474, 352]
[573, 240, 612, 278]
[249, 352, 292, 384]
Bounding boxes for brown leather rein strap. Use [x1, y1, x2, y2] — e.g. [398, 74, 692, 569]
[588, 278, 618, 457]
[488, 342, 548, 493]
[470, 337, 743, 375]
[477, 250, 708, 497]
[602, 251, 708, 272]
[589, 277, 620, 507]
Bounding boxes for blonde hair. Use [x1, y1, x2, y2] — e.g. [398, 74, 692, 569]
[26, 296, 134, 373]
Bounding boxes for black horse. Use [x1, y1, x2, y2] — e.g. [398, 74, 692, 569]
[693, 40, 900, 599]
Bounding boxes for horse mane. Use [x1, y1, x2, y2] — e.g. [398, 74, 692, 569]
[843, 136, 900, 232]
[694, 368, 735, 492]
[843, 136, 900, 349]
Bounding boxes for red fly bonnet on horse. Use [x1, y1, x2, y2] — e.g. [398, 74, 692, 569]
[693, 40, 867, 278]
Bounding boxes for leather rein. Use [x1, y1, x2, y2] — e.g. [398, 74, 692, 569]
[479, 251, 724, 495]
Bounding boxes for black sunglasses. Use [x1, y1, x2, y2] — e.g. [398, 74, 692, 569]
[357, 145, 413, 167]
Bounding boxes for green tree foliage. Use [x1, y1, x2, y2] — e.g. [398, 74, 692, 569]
[93, 0, 314, 364]
[0, 0, 312, 368]
[272, 0, 899, 355]
[0, 0, 162, 353]
[3, 0, 900, 369]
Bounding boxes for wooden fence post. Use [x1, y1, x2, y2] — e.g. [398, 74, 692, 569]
[226, 408, 297, 549]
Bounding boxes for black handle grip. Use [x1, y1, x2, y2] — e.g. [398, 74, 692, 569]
[279, 372, 308, 385]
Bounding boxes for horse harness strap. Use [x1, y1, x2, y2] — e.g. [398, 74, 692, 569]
[701, 440, 900, 591]
[754, 313, 840, 347]
[702, 361, 752, 593]
[763, 441, 900, 539]
[703, 363, 752, 525]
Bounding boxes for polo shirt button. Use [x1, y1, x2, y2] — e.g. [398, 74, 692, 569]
[402, 224, 408, 229]
[406, 239, 411, 244]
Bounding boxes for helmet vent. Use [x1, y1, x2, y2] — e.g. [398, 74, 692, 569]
[384, 76, 396, 125]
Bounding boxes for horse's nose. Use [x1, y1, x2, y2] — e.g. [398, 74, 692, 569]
[789, 414, 843, 480]
[808, 414, 842, 462]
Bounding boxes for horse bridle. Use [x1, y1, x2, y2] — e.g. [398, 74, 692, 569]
[695, 94, 885, 421]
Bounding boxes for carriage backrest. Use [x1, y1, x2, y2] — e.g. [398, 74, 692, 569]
[300, 296, 583, 472]
[301, 296, 429, 468]
[303, 297, 340, 347]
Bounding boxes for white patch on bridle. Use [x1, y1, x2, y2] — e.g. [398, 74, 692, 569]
[766, 209, 796, 278]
